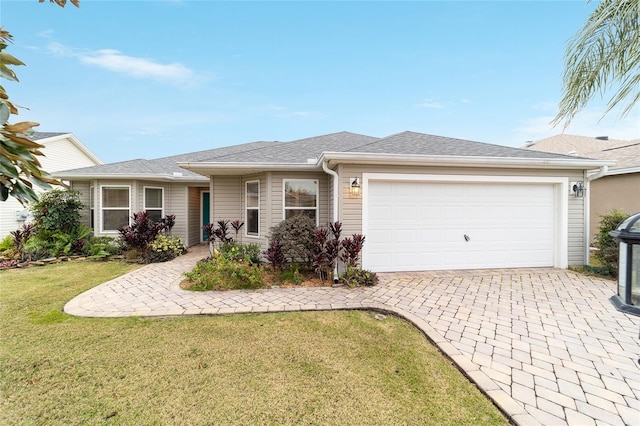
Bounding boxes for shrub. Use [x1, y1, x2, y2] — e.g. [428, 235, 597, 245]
[593, 209, 630, 276]
[220, 242, 261, 265]
[0, 235, 14, 252]
[146, 235, 187, 263]
[269, 215, 316, 265]
[264, 239, 285, 270]
[85, 236, 123, 260]
[30, 189, 83, 235]
[10, 223, 35, 261]
[184, 255, 265, 291]
[340, 267, 378, 288]
[86, 236, 122, 254]
[340, 234, 366, 268]
[119, 210, 165, 251]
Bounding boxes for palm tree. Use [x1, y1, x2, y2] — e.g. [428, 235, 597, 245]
[553, 0, 639, 128]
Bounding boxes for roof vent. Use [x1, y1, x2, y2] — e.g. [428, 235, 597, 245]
[567, 150, 578, 156]
[524, 140, 535, 147]
[596, 136, 609, 141]
[172, 172, 183, 177]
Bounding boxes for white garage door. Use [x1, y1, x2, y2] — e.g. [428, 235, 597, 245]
[364, 180, 556, 272]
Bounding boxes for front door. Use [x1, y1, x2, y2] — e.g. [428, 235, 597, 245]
[201, 191, 210, 241]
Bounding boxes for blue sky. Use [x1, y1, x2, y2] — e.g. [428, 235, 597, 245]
[1, 0, 639, 164]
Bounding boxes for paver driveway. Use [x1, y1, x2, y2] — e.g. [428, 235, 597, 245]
[65, 245, 640, 426]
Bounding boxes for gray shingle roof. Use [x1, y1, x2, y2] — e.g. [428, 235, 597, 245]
[347, 131, 575, 159]
[57, 130, 598, 179]
[57, 140, 280, 178]
[207, 131, 379, 163]
[32, 132, 69, 141]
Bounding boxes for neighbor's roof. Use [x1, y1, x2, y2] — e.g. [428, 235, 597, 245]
[525, 134, 640, 173]
[56, 130, 611, 180]
[31, 132, 103, 166]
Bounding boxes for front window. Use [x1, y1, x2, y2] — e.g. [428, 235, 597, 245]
[246, 181, 259, 236]
[144, 187, 164, 222]
[102, 186, 130, 232]
[283, 179, 318, 224]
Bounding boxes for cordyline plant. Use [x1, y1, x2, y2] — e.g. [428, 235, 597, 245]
[340, 234, 366, 268]
[10, 223, 34, 261]
[118, 211, 174, 253]
[264, 239, 285, 271]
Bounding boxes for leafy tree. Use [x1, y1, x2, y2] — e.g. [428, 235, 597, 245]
[0, 0, 79, 205]
[553, 0, 640, 127]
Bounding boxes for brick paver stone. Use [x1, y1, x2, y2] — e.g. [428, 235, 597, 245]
[64, 246, 640, 426]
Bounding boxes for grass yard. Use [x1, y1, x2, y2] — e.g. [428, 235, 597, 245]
[0, 261, 509, 425]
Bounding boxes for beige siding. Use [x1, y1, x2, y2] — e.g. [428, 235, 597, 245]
[186, 186, 203, 247]
[590, 173, 640, 243]
[71, 181, 92, 228]
[211, 176, 243, 233]
[338, 164, 587, 266]
[41, 139, 99, 173]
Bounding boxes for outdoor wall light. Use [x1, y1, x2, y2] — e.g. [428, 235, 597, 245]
[572, 181, 585, 198]
[350, 177, 361, 196]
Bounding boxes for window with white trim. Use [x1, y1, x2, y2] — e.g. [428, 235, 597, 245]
[144, 187, 164, 222]
[283, 179, 318, 224]
[101, 186, 130, 232]
[246, 180, 259, 236]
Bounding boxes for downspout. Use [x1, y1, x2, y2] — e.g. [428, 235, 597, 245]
[584, 165, 609, 264]
[322, 160, 340, 283]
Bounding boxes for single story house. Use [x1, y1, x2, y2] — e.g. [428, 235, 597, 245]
[0, 132, 103, 239]
[55, 131, 611, 272]
[525, 134, 640, 244]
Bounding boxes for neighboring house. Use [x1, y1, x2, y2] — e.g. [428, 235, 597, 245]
[56, 131, 610, 273]
[0, 132, 103, 239]
[525, 134, 640, 245]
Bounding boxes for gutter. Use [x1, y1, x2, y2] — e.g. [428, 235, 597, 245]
[321, 160, 340, 283]
[318, 151, 614, 170]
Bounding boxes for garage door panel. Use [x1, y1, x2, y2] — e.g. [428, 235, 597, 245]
[365, 180, 556, 271]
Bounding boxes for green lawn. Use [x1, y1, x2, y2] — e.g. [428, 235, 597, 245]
[0, 261, 509, 425]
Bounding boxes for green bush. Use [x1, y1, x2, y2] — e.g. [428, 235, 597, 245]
[184, 255, 265, 291]
[84, 236, 123, 259]
[340, 267, 379, 288]
[220, 242, 261, 265]
[146, 235, 187, 263]
[30, 189, 83, 234]
[593, 209, 630, 277]
[0, 235, 14, 251]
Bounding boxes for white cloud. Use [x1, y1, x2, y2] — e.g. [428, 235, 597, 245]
[417, 98, 445, 109]
[47, 42, 194, 85]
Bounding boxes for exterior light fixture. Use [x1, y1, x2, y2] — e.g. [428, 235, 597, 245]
[572, 181, 585, 197]
[350, 177, 361, 197]
[609, 212, 640, 317]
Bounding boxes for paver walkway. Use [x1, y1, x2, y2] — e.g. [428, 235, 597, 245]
[65, 244, 640, 426]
